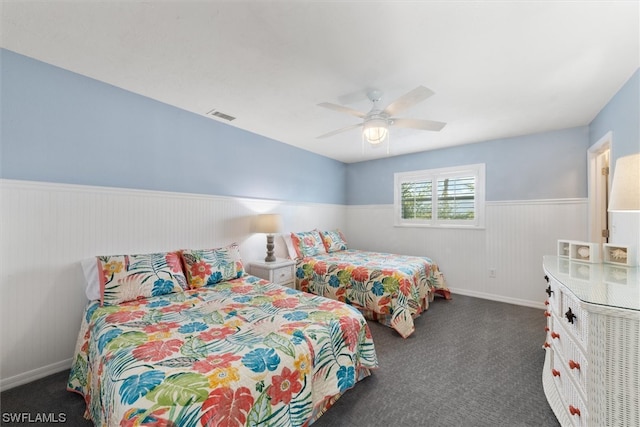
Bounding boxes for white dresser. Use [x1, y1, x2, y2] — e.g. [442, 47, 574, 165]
[542, 256, 639, 427]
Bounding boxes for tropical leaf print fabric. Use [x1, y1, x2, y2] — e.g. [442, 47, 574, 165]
[67, 275, 378, 427]
[295, 249, 451, 338]
[319, 230, 348, 252]
[181, 243, 244, 289]
[290, 231, 327, 258]
[97, 251, 188, 306]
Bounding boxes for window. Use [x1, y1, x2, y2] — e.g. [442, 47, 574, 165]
[394, 163, 485, 228]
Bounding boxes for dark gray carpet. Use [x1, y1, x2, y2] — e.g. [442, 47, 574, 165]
[0, 294, 559, 427]
[314, 294, 559, 427]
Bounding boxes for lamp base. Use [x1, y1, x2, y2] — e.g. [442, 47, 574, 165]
[265, 234, 276, 262]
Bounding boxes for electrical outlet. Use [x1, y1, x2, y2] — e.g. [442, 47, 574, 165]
[488, 268, 497, 278]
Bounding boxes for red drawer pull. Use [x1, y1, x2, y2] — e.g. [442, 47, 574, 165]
[569, 405, 581, 416]
[551, 332, 560, 339]
[552, 369, 560, 377]
[543, 342, 551, 348]
[544, 311, 551, 317]
[544, 327, 550, 332]
[544, 300, 549, 306]
[569, 360, 581, 370]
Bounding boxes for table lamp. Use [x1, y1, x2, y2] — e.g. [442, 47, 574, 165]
[254, 213, 283, 262]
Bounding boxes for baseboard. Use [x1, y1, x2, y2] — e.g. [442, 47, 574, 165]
[448, 287, 546, 310]
[0, 358, 72, 392]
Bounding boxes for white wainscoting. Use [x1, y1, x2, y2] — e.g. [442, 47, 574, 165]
[0, 180, 589, 391]
[0, 179, 346, 391]
[346, 199, 588, 308]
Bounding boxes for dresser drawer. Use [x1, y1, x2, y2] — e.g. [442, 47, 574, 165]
[542, 256, 640, 427]
[545, 314, 559, 349]
[550, 353, 589, 427]
[554, 319, 588, 394]
[547, 280, 562, 315]
[546, 276, 563, 315]
[560, 290, 589, 347]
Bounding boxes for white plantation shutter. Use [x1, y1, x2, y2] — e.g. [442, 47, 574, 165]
[394, 164, 485, 228]
[400, 180, 432, 220]
[437, 176, 475, 220]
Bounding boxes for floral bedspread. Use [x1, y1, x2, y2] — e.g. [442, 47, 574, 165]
[68, 275, 378, 427]
[296, 249, 451, 338]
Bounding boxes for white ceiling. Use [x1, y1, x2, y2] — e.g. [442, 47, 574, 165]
[2, 1, 639, 163]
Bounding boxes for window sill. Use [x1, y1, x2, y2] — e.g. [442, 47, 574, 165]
[394, 223, 485, 230]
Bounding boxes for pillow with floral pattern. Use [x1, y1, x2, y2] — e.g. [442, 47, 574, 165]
[320, 229, 348, 252]
[180, 243, 245, 289]
[290, 230, 327, 258]
[97, 251, 188, 306]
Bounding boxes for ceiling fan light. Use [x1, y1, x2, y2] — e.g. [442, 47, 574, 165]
[363, 119, 389, 145]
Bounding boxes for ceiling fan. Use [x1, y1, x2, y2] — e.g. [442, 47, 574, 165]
[317, 86, 446, 146]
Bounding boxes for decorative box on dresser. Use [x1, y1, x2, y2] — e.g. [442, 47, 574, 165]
[248, 259, 296, 289]
[542, 255, 639, 427]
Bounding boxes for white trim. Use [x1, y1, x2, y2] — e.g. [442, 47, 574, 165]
[587, 132, 612, 244]
[347, 204, 394, 210]
[3, 180, 587, 210]
[448, 288, 546, 310]
[0, 179, 344, 209]
[393, 223, 486, 230]
[347, 198, 588, 209]
[0, 358, 72, 392]
[486, 198, 588, 206]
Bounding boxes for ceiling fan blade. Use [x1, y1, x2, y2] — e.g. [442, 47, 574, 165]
[392, 118, 446, 132]
[318, 102, 367, 119]
[383, 86, 435, 116]
[317, 123, 363, 139]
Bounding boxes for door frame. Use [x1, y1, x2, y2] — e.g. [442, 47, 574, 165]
[587, 131, 612, 244]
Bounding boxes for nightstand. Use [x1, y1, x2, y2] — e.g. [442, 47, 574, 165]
[248, 258, 296, 289]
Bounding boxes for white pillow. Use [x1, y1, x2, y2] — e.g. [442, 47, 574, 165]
[81, 257, 101, 301]
[282, 233, 298, 260]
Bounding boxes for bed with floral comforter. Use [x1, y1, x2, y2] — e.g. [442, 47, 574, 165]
[295, 249, 451, 338]
[67, 275, 378, 427]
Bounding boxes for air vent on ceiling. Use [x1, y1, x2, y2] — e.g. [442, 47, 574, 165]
[206, 109, 236, 121]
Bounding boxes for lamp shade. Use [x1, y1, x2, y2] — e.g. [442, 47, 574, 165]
[608, 153, 640, 212]
[254, 213, 283, 234]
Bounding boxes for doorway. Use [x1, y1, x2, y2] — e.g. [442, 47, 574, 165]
[588, 132, 612, 245]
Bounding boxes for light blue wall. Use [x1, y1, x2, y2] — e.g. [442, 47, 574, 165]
[345, 67, 638, 206]
[3, 48, 637, 207]
[346, 126, 589, 205]
[589, 69, 640, 160]
[0, 49, 347, 204]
